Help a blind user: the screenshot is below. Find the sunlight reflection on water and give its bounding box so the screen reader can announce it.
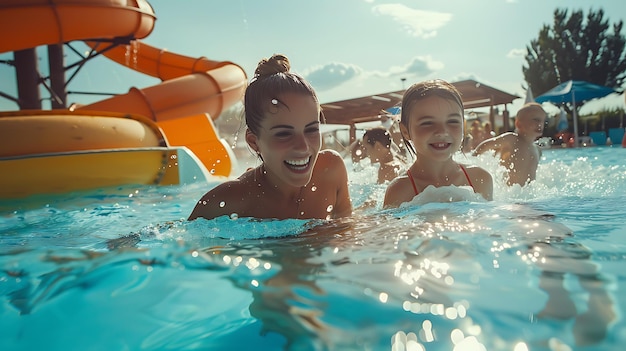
[1,147,625,350]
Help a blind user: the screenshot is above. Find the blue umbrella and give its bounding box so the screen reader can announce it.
[385,106,401,115]
[557,106,569,132]
[535,80,615,147]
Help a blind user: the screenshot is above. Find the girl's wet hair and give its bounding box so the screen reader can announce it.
[400,79,464,155]
[244,54,319,135]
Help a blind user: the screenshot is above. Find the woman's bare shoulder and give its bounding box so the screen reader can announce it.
[199,169,257,201]
[189,170,258,220]
[315,149,347,173]
[318,149,344,162]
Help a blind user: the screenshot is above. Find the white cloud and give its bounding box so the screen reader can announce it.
[378,56,444,78]
[302,56,444,92]
[507,48,525,58]
[450,72,481,82]
[372,4,452,38]
[401,56,444,76]
[302,63,363,91]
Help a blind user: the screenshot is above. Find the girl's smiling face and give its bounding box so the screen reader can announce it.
[401,95,464,160]
[247,92,321,188]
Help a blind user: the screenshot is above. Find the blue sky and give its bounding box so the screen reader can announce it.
[1,0,625,116]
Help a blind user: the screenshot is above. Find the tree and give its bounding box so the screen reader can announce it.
[523,8,626,113]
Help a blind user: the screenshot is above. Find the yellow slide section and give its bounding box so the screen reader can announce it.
[0,0,247,178]
[0,110,166,158]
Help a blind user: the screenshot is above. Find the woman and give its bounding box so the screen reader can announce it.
[188,54,352,220]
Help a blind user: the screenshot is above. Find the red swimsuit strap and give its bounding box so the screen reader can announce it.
[406,169,419,195]
[460,165,474,189]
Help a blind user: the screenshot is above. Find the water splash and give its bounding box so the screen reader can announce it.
[124,40,139,68]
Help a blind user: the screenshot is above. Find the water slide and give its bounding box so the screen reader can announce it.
[0,0,248,199]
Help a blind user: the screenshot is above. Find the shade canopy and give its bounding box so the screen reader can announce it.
[321,91,404,125]
[321,79,520,125]
[535,80,616,147]
[535,80,615,105]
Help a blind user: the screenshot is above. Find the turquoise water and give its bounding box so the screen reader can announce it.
[1,147,625,350]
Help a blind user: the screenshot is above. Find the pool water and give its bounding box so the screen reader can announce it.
[1,147,625,351]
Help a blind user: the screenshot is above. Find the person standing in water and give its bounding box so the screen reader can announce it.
[361,127,405,184]
[383,79,493,208]
[473,102,546,186]
[188,54,352,220]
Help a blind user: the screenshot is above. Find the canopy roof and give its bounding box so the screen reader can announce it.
[535,80,617,148]
[321,79,520,125]
[535,80,615,105]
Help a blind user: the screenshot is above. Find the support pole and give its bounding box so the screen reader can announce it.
[48,44,67,109]
[503,107,510,132]
[572,92,579,148]
[14,48,41,110]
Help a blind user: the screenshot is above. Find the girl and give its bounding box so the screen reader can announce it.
[189,54,352,220]
[383,79,493,208]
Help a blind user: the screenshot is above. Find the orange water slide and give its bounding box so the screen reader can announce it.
[0,0,247,122]
[1,0,247,182]
[0,0,156,54]
[78,40,247,173]
[80,40,246,122]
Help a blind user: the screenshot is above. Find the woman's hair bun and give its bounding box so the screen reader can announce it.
[254,54,290,78]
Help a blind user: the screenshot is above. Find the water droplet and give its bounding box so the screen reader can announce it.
[311,186,317,192]
[219,201,226,208]
[326,205,334,213]
[230,213,239,220]
[124,44,130,66]
[210,169,216,174]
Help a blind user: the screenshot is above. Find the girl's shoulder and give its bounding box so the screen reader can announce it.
[460,163,493,200]
[383,174,412,208]
[461,163,492,179]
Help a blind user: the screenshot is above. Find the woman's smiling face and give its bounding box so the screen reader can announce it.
[249,92,321,187]
[402,95,464,160]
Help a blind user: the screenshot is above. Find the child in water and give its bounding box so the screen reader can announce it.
[473,102,546,186]
[383,79,493,208]
[361,126,405,184]
[188,54,352,220]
